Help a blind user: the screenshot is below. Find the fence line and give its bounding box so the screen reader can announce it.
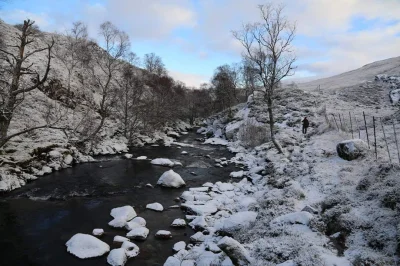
[327,111,400,164]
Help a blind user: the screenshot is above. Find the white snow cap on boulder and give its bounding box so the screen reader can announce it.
[107,248,127,266]
[126,227,149,240]
[92,228,104,236]
[146,202,164,211]
[122,241,140,258]
[270,211,313,226]
[336,139,369,161]
[157,170,186,188]
[110,206,136,221]
[217,211,258,234]
[66,233,110,259]
[151,158,181,167]
[109,206,136,228]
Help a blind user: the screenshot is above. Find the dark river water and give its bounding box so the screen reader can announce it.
[0,132,237,266]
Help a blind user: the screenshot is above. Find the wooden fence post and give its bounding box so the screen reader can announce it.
[363,112,370,148]
[380,118,391,163]
[373,116,377,161]
[349,112,354,139]
[393,117,400,164]
[354,114,361,139]
[331,114,339,130]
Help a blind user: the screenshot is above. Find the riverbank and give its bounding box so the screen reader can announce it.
[0,131,238,266]
[165,88,399,265]
[0,121,192,192]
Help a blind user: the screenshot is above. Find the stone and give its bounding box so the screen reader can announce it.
[155,230,172,239]
[336,139,369,161]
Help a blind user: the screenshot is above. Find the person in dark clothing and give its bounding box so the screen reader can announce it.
[302,117,309,134]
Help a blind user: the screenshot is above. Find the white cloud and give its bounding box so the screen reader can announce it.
[169,70,208,87]
[2,0,400,82]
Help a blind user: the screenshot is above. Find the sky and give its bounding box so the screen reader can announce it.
[1,0,400,87]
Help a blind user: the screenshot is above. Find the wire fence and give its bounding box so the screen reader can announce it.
[326,111,400,164]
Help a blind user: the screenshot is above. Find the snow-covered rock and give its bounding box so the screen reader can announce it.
[277,260,296,266]
[204,138,228,146]
[113,236,130,243]
[171,218,186,228]
[181,202,218,216]
[155,230,172,239]
[124,154,133,159]
[92,228,104,236]
[64,154,74,165]
[189,216,208,231]
[217,237,252,266]
[164,256,181,266]
[390,89,400,104]
[336,139,369,161]
[181,151,188,154]
[151,158,182,167]
[157,170,186,188]
[121,241,140,258]
[173,241,186,252]
[146,202,164,212]
[136,156,147,160]
[270,211,313,226]
[110,206,136,221]
[66,233,110,259]
[190,232,206,242]
[109,206,136,228]
[126,227,149,240]
[216,211,258,234]
[107,248,127,266]
[229,170,244,178]
[131,217,146,226]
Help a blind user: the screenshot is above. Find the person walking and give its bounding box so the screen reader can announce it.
[302,117,309,134]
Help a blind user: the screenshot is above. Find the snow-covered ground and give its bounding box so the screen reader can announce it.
[167,83,400,265]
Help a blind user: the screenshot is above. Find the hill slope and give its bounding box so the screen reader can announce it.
[299,56,400,92]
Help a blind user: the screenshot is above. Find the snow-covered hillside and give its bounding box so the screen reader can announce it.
[168,76,400,264]
[299,56,400,92]
[0,20,191,192]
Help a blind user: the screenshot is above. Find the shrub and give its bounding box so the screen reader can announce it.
[238,118,270,148]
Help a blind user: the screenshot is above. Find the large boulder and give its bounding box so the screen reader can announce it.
[390,89,400,104]
[216,211,258,234]
[157,170,186,188]
[66,233,110,259]
[336,139,369,161]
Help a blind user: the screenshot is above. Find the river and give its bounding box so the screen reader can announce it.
[0,132,236,266]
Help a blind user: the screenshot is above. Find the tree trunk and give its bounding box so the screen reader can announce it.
[0,116,11,148]
[267,97,284,154]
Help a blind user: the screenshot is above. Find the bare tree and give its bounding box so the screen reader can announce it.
[80,21,130,143]
[143,53,166,77]
[233,4,296,154]
[53,21,90,94]
[115,52,145,142]
[0,19,56,148]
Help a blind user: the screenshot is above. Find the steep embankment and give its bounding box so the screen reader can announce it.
[0,20,191,192]
[164,61,400,265]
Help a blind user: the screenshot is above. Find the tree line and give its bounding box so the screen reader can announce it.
[0,3,295,154]
[0,19,255,148]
